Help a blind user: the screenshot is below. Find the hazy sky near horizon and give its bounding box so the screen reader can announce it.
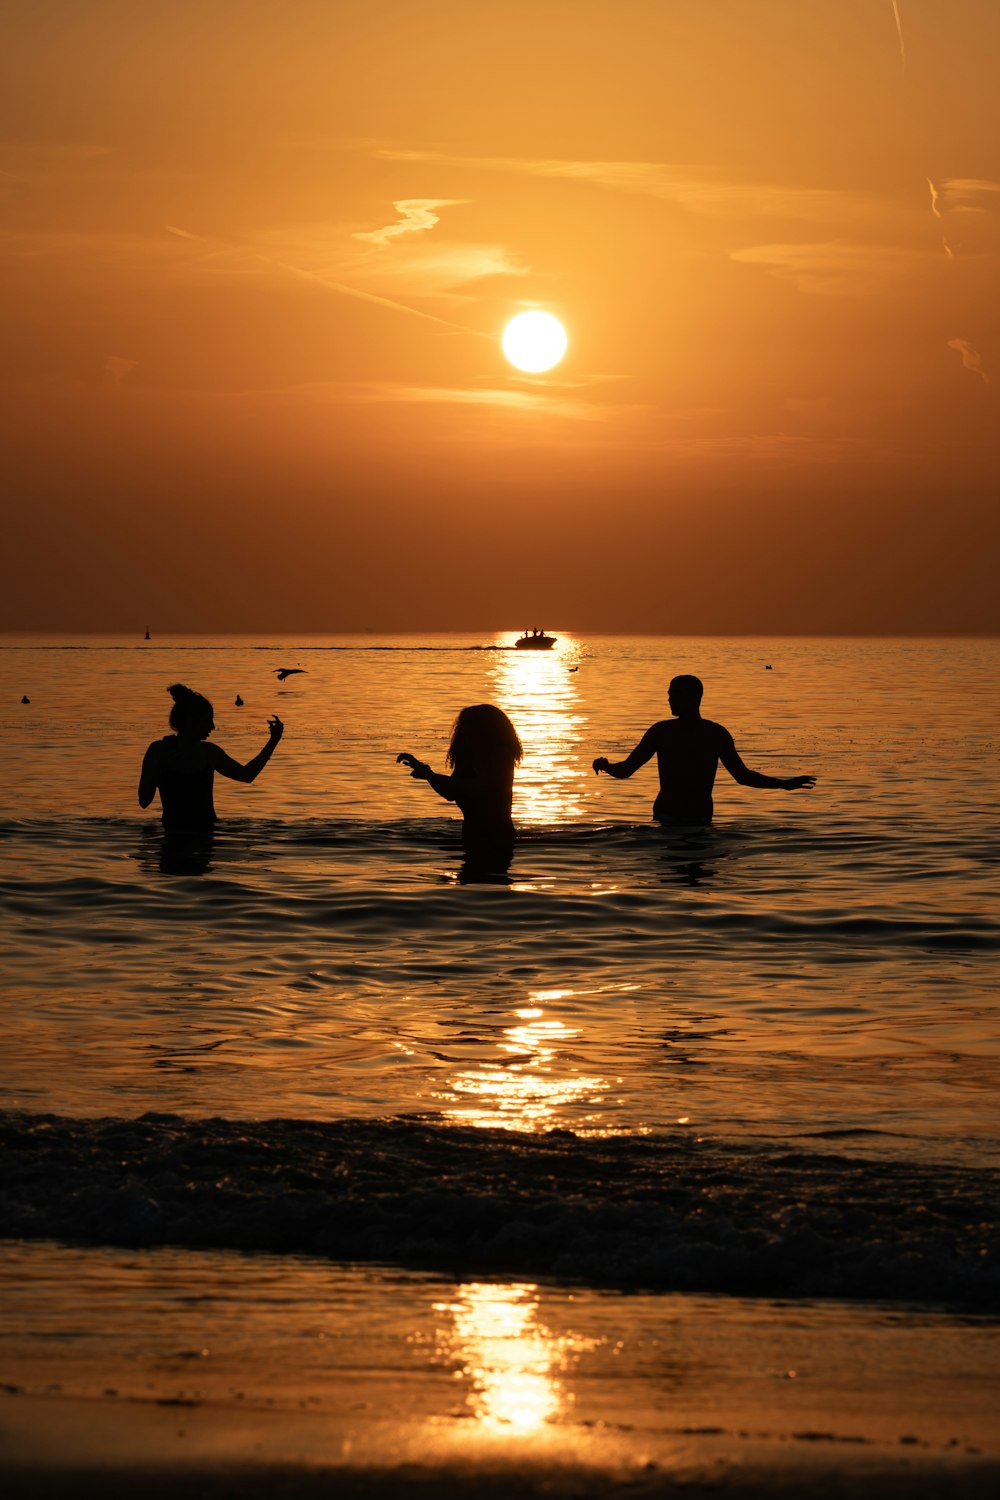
[2,0,998,633]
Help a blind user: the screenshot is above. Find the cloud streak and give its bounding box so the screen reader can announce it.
[375,149,871,225]
[941,179,1000,213]
[730,240,932,295]
[890,0,907,73]
[165,225,490,337]
[354,198,465,246]
[926,178,953,257]
[947,339,989,384]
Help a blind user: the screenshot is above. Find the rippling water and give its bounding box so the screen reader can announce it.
[2,633,998,1302]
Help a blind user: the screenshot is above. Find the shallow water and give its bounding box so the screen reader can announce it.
[1,633,998,1300]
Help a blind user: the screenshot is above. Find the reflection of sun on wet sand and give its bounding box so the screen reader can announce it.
[436,1282,569,1432]
[4,1244,998,1499]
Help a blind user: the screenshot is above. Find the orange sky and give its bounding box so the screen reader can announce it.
[2,0,998,632]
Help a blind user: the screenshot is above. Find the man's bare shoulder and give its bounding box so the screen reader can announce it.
[643,719,674,740]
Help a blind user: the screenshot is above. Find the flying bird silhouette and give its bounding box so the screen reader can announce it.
[274,668,307,681]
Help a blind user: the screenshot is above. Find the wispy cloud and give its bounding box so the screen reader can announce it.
[947,338,990,383]
[0,143,112,166]
[164,223,488,336]
[3,217,507,335]
[354,198,466,246]
[104,356,137,389]
[259,379,607,422]
[940,179,1000,214]
[362,244,524,299]
[374,149,873,225]
[926,179,953,257]
[730,240,932,295]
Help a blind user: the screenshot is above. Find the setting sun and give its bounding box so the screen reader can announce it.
[502,311,568,373]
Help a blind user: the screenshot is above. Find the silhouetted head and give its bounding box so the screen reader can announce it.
[167,683,215,739]
[667,675,704,718]
[447,704,523,769]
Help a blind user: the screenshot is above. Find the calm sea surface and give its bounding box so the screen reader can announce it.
[2,633,998,1306]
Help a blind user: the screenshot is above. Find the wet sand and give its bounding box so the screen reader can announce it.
[1,1242,997,1498]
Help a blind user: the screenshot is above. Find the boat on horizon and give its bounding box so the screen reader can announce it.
[515,629,557,650]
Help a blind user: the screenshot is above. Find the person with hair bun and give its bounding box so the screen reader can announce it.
[138,684,283,832]
[397,703,523,877]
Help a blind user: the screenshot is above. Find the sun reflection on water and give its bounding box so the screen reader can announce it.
[435,1282,566,1432]
[491,635,585,825]
[437,988,612,1133]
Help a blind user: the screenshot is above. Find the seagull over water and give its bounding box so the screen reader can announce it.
[274,668,307,681]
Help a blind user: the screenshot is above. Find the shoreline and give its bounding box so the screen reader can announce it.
[2,1241,997,1499]
[3,1111,996,1311]
[4,1395,999,1500]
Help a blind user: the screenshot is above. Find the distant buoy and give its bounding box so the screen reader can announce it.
[235,695,244,706]
[21,695,30,704]
[144,628,151,641]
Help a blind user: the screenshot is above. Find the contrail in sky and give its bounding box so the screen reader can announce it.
[164,225,490,338]
[886,6,952,258]
[890,0,907,71]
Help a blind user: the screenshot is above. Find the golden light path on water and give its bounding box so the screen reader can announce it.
[435,1282,593,1433]
[490,634,586,826]
[426,641,626,1137]
[432,987,643,1135]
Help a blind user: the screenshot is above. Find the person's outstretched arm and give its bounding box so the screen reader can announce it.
[396,752,456,803]
[718,730,815,791]
[138,742,161,808]
[593,726,658,780]
[213,716,284,783]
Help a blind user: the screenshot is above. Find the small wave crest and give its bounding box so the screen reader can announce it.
[3,814,998,957]
[2,1111,996,1311]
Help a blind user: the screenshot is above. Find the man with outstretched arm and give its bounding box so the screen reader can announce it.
[592,674,816,823]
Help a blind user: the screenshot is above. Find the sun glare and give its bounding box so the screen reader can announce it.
[502,311,568,374]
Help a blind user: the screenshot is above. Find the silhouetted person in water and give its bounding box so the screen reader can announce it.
[138,684,283,832]
[398,704,523,877]
[593,674,816,823]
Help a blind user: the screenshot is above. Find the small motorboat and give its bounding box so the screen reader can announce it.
[515,630,557,650]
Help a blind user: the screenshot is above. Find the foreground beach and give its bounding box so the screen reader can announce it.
[2,1241,998,1498]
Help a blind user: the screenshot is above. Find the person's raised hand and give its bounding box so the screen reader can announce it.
[397,752,429,779]
[592,757,610,776]
[268,715,284,742]
[785,775,816,790]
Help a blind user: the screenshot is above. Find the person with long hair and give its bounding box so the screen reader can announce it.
[138,684,283,832]
[397,703,523,876]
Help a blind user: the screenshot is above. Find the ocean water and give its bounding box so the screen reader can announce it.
[1,633,998,1309]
